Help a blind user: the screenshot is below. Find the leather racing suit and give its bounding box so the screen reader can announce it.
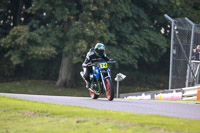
[82,48,110,83]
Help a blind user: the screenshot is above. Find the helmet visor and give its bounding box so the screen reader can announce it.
[96,49,104,55]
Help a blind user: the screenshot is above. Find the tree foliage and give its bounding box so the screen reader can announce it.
[1,0,167,67]
[0,0,200,83]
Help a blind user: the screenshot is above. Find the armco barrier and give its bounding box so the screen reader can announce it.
[121,87,200,100]
[182,86,200,100]
[125,93,151,100]
[155,91,182,100]
[121,89,182,100]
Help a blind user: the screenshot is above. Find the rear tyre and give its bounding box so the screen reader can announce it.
[105,79,114,101]
[89,90,99,99]
[89,81,99,99]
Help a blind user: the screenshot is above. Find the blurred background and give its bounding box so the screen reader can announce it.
[0,0,200,95]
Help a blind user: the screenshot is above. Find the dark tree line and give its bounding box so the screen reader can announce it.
[0,0,200,87]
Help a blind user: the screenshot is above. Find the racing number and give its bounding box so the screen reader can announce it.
[100,63,107,68]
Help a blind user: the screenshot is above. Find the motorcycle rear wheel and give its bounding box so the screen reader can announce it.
[89,90,99,99]
[105,79,114,101]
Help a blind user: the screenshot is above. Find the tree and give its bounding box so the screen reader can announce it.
[0,0,167,87]
[0,0,32,77]
[56,0,116,87]
[2,0,198,87]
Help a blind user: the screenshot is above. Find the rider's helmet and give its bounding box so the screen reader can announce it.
[94,43,105,57]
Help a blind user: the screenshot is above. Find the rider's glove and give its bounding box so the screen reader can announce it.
[109,59,116,63]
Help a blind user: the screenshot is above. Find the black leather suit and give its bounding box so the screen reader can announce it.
[82,48,109,82]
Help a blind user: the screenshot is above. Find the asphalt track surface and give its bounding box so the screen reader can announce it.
[0,93,200,120]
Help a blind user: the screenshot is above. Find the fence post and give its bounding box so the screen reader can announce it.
[185,17,195,87]
[164,14,174,90]
[116,77,119,98]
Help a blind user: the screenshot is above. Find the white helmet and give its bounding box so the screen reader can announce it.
[94,43,105,57]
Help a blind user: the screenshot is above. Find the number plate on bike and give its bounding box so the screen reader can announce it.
[100,63,108,69]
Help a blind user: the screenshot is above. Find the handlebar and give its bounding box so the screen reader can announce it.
[108,60,116,64]
[86,60,115,67]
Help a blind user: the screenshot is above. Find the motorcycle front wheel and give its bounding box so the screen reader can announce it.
[105,79,114,101]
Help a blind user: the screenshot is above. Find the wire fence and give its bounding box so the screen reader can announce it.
[194,24,200,51]
[172,18,192,89]
[165,15,200,89]
[190,24,200,85]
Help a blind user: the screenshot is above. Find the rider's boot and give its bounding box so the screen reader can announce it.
[86,81,91,89]
[80,71,91,89]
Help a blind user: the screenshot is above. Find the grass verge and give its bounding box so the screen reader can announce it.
[1,96,200,133]
[0,80,89,97]
[0,80,164,97]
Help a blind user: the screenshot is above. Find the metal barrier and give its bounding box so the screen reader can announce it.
[121,86,200,101]
[165,14,200,89]
[182,86,200,100]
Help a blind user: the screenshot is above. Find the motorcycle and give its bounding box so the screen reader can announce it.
[80,59,115,101]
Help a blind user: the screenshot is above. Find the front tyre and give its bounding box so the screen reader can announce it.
[105,79,114,101]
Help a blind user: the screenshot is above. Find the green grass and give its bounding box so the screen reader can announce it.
[0,80,161,97]
[0,80,89,97]
[0,96,200,133]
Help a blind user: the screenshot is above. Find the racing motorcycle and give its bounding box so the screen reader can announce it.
[80,59,115,101]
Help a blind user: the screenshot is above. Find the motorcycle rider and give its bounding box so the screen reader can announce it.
[82,43,112,89]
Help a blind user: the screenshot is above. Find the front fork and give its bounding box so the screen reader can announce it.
[100,72,106,91]
[100,70,111,91]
